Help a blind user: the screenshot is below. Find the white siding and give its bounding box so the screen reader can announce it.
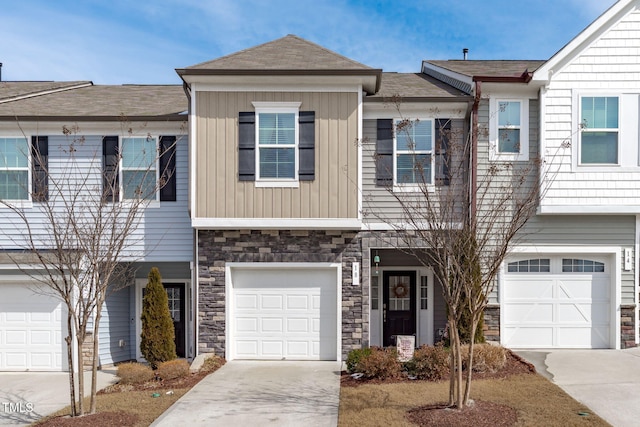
[540,8,640,210]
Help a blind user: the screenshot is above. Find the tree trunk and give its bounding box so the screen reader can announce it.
[452,324,463,409]
[90,303,103,414]
[463,317,478,405]
[76,333,85,415]
[65,313,76,417]
[447,317,455,406]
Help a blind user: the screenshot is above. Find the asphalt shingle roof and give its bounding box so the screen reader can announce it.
[0,84,187,120]
[0,81,92,102]
[426,60,546,78]
[182,34,374,71]
[367,73,470,101]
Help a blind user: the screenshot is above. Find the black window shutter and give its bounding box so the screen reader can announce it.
[435,119,451,186]
[102,136,119,202]
[238,112,255,181]
[376,119,394,186]
[31,136,48,202]
[159,136,177,201]
[298,111,315,181]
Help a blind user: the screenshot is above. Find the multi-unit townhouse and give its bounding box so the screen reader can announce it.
[0,0,637,371]
[0,83,193,370]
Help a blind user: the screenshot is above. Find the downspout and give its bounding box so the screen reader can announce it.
[470,80,481,223]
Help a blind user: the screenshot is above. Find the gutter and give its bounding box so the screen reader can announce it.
[470,81,481,222]
[472,70,534,84]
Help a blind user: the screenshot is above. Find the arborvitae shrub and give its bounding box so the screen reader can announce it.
[140,267,176,369]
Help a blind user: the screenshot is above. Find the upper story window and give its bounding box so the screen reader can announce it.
[394,119,434,186]
[0,137,29,200]
[490,98,529,161]
[102,135,177,203]
[121,137,158,200]
[580,96,618,165]
[238,102,315,186]
[257,111,297,181]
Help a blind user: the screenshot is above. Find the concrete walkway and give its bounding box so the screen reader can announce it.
[0,370,117,426]
[517,348,640,427]
[152,361,341,427]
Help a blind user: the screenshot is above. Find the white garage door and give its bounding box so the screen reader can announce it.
[0,284,67,371]
[230,267,338,361]
[502,257,611,349]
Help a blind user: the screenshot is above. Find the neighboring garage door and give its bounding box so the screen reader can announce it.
[230,267,338,361]
[0,284,67,371]
[502,256,611,349]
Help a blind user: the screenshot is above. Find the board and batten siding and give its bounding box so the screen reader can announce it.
[194,91,359,219]
[0,134,192,262]
[540,8,640,209]
[361,118,466,224]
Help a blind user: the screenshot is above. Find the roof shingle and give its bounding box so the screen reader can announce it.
[426,60,546,78]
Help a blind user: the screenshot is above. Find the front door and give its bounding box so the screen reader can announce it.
[164,283,186,358]
[383,271,416,347]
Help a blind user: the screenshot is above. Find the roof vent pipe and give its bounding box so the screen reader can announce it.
[0,63,3,81]
[463,48,469,60]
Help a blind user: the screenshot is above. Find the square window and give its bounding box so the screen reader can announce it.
[580,97,618,165]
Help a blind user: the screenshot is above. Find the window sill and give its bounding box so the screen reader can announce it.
[255,180,300,188]
[393,184,431,193]
[490,153,530,162]
[0,200,33,209]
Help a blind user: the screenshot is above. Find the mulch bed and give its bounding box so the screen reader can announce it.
[35,411,138,427]
[99,370,209,394]
[407,400,518,427]
[342,350,536,426]
[340,350,536,387]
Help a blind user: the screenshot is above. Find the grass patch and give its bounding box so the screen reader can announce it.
[339,374,611,426]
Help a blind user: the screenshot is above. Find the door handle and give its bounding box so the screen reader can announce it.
[383,309,386,323]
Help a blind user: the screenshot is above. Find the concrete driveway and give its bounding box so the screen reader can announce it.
[517,347,640,427]
[152,361,341,427]
[0,370,117,426]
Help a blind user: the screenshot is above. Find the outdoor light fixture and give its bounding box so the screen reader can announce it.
[374,252,380,275]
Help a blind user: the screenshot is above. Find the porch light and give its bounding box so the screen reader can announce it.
[374,253,380,275]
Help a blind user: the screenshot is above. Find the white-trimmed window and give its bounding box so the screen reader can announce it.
[394,119,434,186]
[253,102,300,185]
[0,137,29,200]
[580,96,619,165]
[121,137,158,200]
[490,98,529,161]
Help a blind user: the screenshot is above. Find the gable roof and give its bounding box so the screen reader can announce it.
[366,72,471,102]
[0,84,187,121]
[533,0,637,82]
[177,34,381,94]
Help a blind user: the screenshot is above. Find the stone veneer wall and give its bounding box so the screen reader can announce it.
[621,305,636,349]
[483,306,500,343]
[197,229,364,360]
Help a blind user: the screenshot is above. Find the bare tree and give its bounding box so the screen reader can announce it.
[0,121,181,416]
[364,96,569,408]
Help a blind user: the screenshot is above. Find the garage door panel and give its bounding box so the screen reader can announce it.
[503,327,553,347]
[557,328,608,348]
[503,279,553,299]
[287,295,309,310]
[236,294,258,309]
[231,267,337,360]
[503,303,553,322]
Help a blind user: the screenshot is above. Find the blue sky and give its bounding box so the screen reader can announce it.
[1,0,618,85]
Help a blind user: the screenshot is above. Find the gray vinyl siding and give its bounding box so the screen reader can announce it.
[362,118,466,224]
[0,133,192,262]
[99,284,133,366]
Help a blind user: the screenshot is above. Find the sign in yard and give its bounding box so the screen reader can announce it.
[396,335,415,362]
